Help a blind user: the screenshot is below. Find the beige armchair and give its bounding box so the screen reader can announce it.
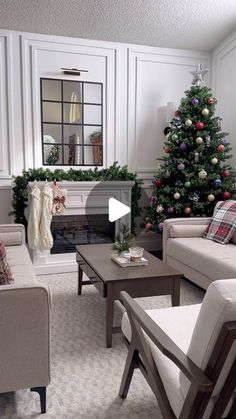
[119,279,236,418]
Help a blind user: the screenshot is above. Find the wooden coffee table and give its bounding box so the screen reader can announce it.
[76,243,182,348]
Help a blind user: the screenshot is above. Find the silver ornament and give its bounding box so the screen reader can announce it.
[156,205,164,213]
[198,169,207,179]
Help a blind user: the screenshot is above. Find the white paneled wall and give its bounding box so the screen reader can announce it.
[127,46,210,179]
[0,29,213,222]
[212,31,236,168]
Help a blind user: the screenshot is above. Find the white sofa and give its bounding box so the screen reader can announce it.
[162,214,236,290]
[0,224,51,413]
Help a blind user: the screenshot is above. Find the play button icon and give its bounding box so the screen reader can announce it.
[108,198,130,222]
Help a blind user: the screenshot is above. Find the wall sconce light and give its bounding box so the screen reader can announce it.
[61,68,88,76]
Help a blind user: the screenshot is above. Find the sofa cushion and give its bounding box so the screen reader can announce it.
[169,224,208,238]
[166,237,236,281]
[214,201,236,244]
[0,241,14,285]
[122,304,201,417]
[0,232,23,246]
[205,200,236,244]
[179,279,236,415]
[5,245,37,285]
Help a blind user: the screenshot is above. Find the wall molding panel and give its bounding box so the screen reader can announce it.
[0,32,13,180]
[20,33,125,170]
[127,46,210,179]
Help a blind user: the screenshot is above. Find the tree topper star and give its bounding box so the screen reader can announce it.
[190,64,208,86]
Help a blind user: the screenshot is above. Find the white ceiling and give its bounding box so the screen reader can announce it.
[0,0,236,51]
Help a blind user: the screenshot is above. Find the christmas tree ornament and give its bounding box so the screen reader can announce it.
[207,194,215,202]
[196,136,203,144]
[167,207,175,214]
[164,126,171,136]
[145,222,152,230]
[192,193,199,202]
[202,108,209,116]
[190,64,208,86]
[164,170,170,178]
[221,138,229,145]
[211,157,218,165]
[184,207,192,214]
[164,145,170,153]
[156,205,164,213]
[173,192,181,200]
[152,176,156,184]
[177,162,185,171]
[155,179,162,187]
[185,119,192,127]
[194,152,199,163]
[166,132,171,139]
[172,134,178,141]
[195,121,205,130]
[217,144,225,152]
[214,178,222,187]
[184,181,191,188]
[149,195,157,204]
[208,97,215,105]
[223,191,231,200]
[191,97,199,105]
[175,110,181,117]
[179,142,188,151]
[222,169,230,178]
[205,135,211,146]
[198,169,207,179]
[158,222,164,231]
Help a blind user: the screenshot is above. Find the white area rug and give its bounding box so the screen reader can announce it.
[0,273,204,419]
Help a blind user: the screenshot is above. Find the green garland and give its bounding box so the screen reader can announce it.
[9,162,142,234]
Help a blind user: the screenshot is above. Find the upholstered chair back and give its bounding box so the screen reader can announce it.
[179,278,236,417]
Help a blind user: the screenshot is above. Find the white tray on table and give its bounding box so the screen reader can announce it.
[111,253,148,267]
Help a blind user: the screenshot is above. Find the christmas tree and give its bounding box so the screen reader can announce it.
[145,64,236,233]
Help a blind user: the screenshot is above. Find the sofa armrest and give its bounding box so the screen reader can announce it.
[162,217,212,261]
[0,224,26,246]
[0,284,50,392]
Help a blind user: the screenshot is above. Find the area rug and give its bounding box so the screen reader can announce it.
[0,273,204,419]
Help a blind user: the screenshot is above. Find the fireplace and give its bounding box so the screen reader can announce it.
[51,214,115,254]
[28,180,134,275]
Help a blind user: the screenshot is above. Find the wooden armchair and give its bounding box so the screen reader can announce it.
[119,279,236,419]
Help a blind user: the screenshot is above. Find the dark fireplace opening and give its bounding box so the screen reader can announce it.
[50,214,115,254]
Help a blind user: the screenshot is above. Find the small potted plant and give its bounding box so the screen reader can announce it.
[111,224,134,256]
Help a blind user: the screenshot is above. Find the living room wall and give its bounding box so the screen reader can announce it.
[0,28,220,223]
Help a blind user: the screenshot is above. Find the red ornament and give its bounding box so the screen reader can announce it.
[155,179,162,187]
[208,97,216,105]
[145,222,152,230]
[222,191,231,200]
[217,144,225,153]
[164,145,170,153]
[174,110,181,117]
[222,169,230,178]
[195,121,205,130]
[184,207,192,214]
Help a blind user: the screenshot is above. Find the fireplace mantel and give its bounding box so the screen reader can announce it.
[28,180,134,275]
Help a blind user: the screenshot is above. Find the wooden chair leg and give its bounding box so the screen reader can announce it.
[119,345,138,399]
[31,386,46,414]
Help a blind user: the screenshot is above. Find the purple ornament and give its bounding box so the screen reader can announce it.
[191,97,199,105]
[179,142,188,151]
[149,195,157,204]
[177,162,185,171]
[167,207,174,214]
[214,178,222,187]
[158,222,164,231]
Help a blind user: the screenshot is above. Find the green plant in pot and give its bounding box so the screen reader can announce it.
[112,224,134,255]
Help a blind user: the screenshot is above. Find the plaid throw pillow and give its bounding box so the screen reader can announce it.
[205,200,236,244]
[0,240,14,285]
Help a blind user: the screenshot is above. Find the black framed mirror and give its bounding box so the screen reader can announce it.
[40,78,103,166]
